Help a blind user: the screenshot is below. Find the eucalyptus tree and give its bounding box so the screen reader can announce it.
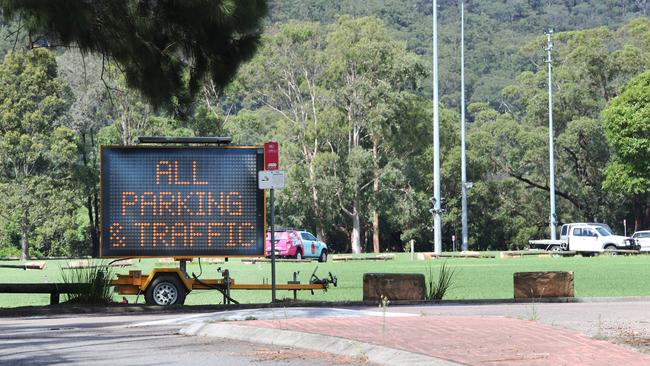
[464,19,650,244]
[0,49,77,259]
[233,21,338,242]
[325,16,426,253]
[603,70,650,231]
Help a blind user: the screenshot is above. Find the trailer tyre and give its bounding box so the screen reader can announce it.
[145,275,186,306]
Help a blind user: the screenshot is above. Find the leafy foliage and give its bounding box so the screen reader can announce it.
[0,0,268,109]
[2,3,650,256]
[426,261,457,301]
[0,49,77,259]
[60,261,114,304]
[602,70,650,229]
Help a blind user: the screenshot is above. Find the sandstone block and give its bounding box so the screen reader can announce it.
[363,273,425,301]
[514,271,574,298]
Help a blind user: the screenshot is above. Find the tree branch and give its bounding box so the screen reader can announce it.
[507,170,583,211]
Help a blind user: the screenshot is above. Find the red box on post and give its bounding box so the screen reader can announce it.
[264,141,279,170]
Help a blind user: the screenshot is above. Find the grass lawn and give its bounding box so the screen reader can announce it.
[1,253,650,308]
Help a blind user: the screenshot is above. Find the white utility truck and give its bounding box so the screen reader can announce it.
[529,223,639,254]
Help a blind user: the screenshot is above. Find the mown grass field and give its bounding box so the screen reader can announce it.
[1,253,650,308]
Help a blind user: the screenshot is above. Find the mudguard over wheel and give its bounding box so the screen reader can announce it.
[145,275,187,306]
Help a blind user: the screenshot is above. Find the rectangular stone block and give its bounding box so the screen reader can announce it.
[514,271,574,298]
[363,273,425,301]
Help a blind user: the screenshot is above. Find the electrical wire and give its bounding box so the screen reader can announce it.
[191,273,239,304]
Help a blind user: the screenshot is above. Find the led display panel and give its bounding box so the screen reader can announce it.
[99,146,264,257]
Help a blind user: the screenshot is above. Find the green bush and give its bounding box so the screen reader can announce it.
[0,245,21,258]
[426,262,457,300]
[60,261,114,304]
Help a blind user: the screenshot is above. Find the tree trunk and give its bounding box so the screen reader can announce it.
[372,210,380,253]
[307,147,326,242]
[351,200,361,254]
[372,134,380,253]
[82,132,101,256]
[643,194,650,229]
[87,196,100,255]
[20,210,30,260]
[633,194,649,232]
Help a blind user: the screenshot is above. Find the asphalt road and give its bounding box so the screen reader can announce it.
[0,313,372,366]
[2,300,650,365]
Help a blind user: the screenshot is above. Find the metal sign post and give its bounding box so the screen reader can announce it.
[270,188,276,303]
[261,142,283,304]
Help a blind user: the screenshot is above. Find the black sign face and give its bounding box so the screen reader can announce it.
[99,146,264,257]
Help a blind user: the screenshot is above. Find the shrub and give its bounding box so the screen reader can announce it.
[60,261,114,304]
[0,245,21,259]
[426,262,457,300]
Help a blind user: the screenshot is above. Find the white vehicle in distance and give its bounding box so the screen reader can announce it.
[564,224,639,254]
[559,222,613,240]
[529,223,639,254]
[530,222,615,251]
[632,231,650,252]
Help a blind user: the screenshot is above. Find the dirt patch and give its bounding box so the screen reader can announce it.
[589,320,650,354]
[254,347,370,364]
[605,325,650,354]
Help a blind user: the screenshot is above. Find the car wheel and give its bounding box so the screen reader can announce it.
[145,275,186,306]
[319,250,328,263]
[549,245,562,256]
[604,245,617,256]
[295,250,303,260]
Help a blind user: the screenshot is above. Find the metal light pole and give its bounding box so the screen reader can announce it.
[432,0,442,255]
[460,1,469,252]
[270,188,276,303]
[546,30,557,240]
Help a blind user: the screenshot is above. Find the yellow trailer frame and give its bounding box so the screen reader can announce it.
[111,266,335,305]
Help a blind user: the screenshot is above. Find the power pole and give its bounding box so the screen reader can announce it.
[460,0,469,252]
[546,29,557,240]
[432,0,442,255]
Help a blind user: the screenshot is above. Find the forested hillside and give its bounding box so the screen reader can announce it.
[0,1,649,258]
[269,0,650,107]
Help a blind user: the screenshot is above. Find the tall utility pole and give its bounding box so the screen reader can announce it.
[460,1,468,252]
[432,0,442,254]
[546,29,557,240]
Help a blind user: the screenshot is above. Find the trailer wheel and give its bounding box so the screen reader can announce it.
[145,275,186,306]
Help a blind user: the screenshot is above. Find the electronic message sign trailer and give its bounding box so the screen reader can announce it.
[99,146,265,258]
[100,144,335,306]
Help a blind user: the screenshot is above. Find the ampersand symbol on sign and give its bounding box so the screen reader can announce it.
[110,223,127,247]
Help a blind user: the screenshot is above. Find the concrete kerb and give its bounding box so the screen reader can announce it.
[3,296,650,317]
[181,321,461,366]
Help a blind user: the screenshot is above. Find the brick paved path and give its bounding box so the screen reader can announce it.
[242,316,650,365]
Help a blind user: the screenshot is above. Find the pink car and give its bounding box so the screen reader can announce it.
[265,229,328,262]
